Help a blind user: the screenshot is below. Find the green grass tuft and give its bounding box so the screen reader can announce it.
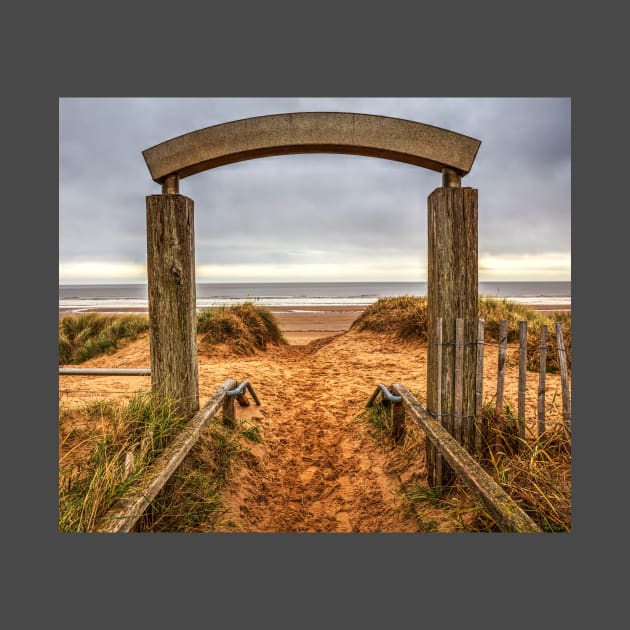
[58,392,187,532]
[351,296,429,342]
[60,391,265,533]
[59,313,149,364]
[197,302,287,354]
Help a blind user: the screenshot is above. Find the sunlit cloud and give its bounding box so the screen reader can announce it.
[479,253,570,280]
[59,262,147,283]
[197,258,425,282]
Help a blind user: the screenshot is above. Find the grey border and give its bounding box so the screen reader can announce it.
[7,1,620,626]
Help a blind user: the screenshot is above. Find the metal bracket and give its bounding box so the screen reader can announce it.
[226,380,261,406]
[366,384,402,407]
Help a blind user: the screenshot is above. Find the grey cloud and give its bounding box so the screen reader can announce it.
[59,98,570,279]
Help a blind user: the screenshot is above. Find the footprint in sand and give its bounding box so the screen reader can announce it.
[299,465,318,484]
[335,511,351,532]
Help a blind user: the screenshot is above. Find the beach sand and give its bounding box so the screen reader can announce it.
[59,304,570,532]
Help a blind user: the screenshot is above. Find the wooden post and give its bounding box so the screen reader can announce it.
[518,321,528,444]
[146,194,199,416]
[496,319,508,421]
[537,324,547,438]
[427,318,444,487]
[555,323,571,430]
[391,398,405,444]
[454,318,464,446]
[222,392,236,427]
[474,317,485,457]
[426,186,478,486]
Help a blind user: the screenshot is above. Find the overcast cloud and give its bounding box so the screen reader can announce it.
[59,97,570,283]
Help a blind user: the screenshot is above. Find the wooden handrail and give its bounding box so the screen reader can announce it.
[93,378,237,533]
[390,383,541,533]
[59,368,151,376]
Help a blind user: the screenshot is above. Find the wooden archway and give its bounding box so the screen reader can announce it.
[143,112,480,484]
[143,112,480,188]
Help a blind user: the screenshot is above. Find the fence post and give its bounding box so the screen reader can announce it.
[555,322,572,430]
[454,318,465,446]
[391,397,405,443]
[223,391,236,427]
[474,317,485,458]
[494,319,508,449]
[434,317,444,486]
[496,319,508,420]
[518,320,528,446]
[537,324,547,438]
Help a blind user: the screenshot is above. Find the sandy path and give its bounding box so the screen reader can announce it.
[202,335,425,532]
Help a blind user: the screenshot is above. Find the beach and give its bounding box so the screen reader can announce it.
[59,299,570,532]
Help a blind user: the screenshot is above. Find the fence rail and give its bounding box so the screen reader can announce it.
[379,383,541,532]
[59,368,151,376]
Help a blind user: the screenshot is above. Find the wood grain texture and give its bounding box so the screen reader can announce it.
[538,325,548,437]
[496,319,508,420]
[555,323,572,429]
[426,187,478,484]
[475,317,485,457]
[518,321,528,442]
[454,318,464,445]
[146,194,199,415]
[142,112,481,182]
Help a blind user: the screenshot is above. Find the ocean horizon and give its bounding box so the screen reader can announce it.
[59,281,571,312]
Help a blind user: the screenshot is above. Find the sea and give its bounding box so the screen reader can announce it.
[59,281,571,312]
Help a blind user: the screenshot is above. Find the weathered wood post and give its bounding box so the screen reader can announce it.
[426,171,478,487]
[146,178,199,416]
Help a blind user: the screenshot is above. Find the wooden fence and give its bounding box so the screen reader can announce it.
[366,315,571,530]
[368,383,541,532]
[432,316,571,459]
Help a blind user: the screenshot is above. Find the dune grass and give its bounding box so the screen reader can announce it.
[59,313,150,365]
[197,302,287,354]
[478,404,571,532]
[59,392,187,532]
[59,303,286,364]
[351,296,570,372]
[350,296,430,342]
[59,392,263,533]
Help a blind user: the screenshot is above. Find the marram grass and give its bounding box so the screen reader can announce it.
[58,313,149,364]
[351,296,570,372]
[59,392,263,533]
[58,304,287,364]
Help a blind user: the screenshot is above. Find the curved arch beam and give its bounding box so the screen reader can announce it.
[142,112,481,184]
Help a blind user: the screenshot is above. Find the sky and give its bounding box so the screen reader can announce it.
[59,97,571,284]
